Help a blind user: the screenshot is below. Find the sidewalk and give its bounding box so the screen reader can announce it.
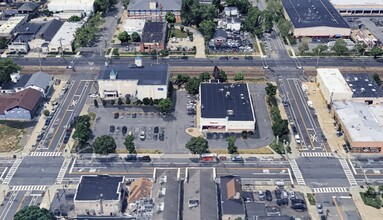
[350,186,383,220]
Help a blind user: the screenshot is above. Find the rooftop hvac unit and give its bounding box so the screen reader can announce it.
[160,175,167,184]
[227,110,234,116]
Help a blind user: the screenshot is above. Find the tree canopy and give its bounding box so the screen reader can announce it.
[181,0,216,26]
[369,47,383,59]
[158,98,172,113]
[0,59,20,85]
[73,115,91,143]
[68,15,81,22]
[332,39,349,56]
[166,12,176,23]
[124,134,136,154]
[185,136,209,154]
[199,72,211,82]
[312,44,328,55]
[372,73,382,86]
[199,19,217,41]
[94,0,116,13]
[185,77,201,95]
[277,19,292,37]
[0,37,8,49]
[131,32,141,42]
[225,0,251,14]
[265,83,277,96]
[227,136,238,154]
[14,206,55,220]
[93,135,116,155]
[118,31,130,43]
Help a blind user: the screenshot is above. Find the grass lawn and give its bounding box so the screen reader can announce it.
[170,29,188,38]
[0,121,28,152]
[307,193,316,205]
[360,192,382,209]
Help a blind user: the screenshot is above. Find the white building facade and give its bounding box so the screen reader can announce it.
[316,68,353,104]
[0,16,27,38]
[48,0,95,13]
[48,22,83,53]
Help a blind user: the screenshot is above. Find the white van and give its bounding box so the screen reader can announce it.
[295,135,301,144]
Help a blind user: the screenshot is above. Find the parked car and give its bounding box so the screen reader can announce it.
[132,113,137,118]
[122,126,127,134]
[63,135,70,144]
[291,125,297,134]
[317,203,323,214]
[231,155,244,162]
[138,155,151,162]
[139,131,146,140]
[154,126,159,133]
[275,189,282,200]
[125,154,137,162]
[245,56,254,60]
[114,112,119,119]
[265,190,272,201]
[36,133,43,142]
[159,132,164,141]
[258,191,265,201]
[45,118,51,126]
[109,125,115,133]
[219,56,229,60]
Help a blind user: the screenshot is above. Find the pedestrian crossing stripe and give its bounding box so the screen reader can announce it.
[29,152,62,157]
[10,185,48,191]
[2,158,23,184]
[289,159,306,185]
[312,187,349,194]
[300,152,333,157]
[339,159,358,186]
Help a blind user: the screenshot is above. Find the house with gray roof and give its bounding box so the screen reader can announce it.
[18,2,39,15]
[97,60,169,100]
[8,22,42,53]
[219,175,245,220]
[140,22,167,52]
[24,71,53,97]
[127,0,181,22]
[29,19,64,52]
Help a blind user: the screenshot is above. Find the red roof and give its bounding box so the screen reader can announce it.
[0,88,42,113]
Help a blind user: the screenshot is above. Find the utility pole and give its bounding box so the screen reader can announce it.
[38,51,43,71]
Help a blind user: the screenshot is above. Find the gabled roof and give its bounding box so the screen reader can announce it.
[141,22,167,43]
[18,2,39,12]
[36,19,64,41]
[0,88,42,113]
[128,177,153,203]
[214,29,227,39]
[25,71,52,91]
[220,175,245,215]
[128,0,182,11]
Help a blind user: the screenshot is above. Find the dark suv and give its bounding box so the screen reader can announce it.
[265,190,273,201]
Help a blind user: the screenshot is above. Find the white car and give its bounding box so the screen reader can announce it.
[89,93,99,98]
[139,131,146,140]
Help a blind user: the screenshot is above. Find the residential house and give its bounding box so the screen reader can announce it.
[219,175,245,220]
[0,88,43,120]
[17,2,39,15]
[224,7,238,16]
[140,22,167,52]
[97,60,169,100]
[128,0,181,22]
[74,175,126,217]
[24,71,53,97]
[128,177,153,207]
[8,22,42,53]
[0,15,27,38]
[29,19,64,52]
[213,29,227,46]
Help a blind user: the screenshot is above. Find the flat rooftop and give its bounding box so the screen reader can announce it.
[317,68,353,94]
[152,168,180,220]
[330,0,383,6]
[128,0,182,11]
[0,16,26,35]
[344,73,383,98]
[49,21,82,46]
[282,0,350,29]
[333,100,383,142]
[183,168,218,220]
[220,175,245,216]
[200,83,255,121]
[75,175,124,201]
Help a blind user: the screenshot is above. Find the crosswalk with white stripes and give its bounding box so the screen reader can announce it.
[29,152,62,157]
[289,159,306,185]
[2,158,23,184]
[10,185,48,191]
[312,187,349,194]
[300,152,333,157]
[56,157,72,184]
[339,159,358,186]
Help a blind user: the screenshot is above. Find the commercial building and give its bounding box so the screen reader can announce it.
[74,175,126,217]
[330,0,383,16]
[332,101,383,153]
[152,168,181,220]
[127,0,181,22]
[316,68,353,105]
[47,0,95,13]
[199,83,256,132]
[123,19,146,36]
[0,15,27,38]
[140,22,167,52]
[183,168,218,220]
[281,0,350,37]
[0,88,43,121]
[128,177,153,205]
[29,19,64,52]
[344,73,383,105]
[8,22,42,53]
[219,175,245,220]
[48,21,83,53]
[97,61,169,100]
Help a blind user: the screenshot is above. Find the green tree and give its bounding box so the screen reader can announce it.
[227,136,238,154]
[159,49,170,57]
[370,47,383,59]
[122,0,130,7]
[0,59,20,85]
[379,184,383,192]
[312,44,328,55]
[93,135,116,155]
[118,31,130,43]
[185,136,209,154]
[175,73,190,86]
[298,41,309,55]
[143,97,150,105]
[331,39,349,56]
[124,134,136,154]
[94,0,116,13]
[277,19,292,37]
[14,206,55,220]
[185,77,201,95]
[118,97,123,105]
[68,15,81,22]
[166,12,176,23]
[243,7,262,35]
[43,110,50,117]
[216,70,227,82]
[266,0,283,20]
[131,32,141,42]
[372,73,382,86]
[234,72,244,81]
[0,37,8,49]
[199,72,211,82]
[73,115,91,143]
[94,99,99,108]
[225,0,251,14]
[265,83,277,96]
[158,98,172,113]
[366,186,377,198]
[272,118,289,136]
[354,43,367,55]
[261,10,274,33]
[199,19,216,40]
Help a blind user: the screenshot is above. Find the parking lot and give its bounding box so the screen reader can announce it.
[90,90,194,153]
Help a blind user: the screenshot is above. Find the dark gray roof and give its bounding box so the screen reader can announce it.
[141,22,167,43]
[281,0,349,29]
[246,202,266,220]
[98,64,169,85]
[258,216,293,220]
[15,22,42,35]
[152,169,180,220]
[12,34,33,43]
[36,19,64,41]
[2,9,18,16]
[128,0,182,11]
[214,29,227,39]
[200,83,255,121]
[75,175,124,201]
[25,71,52,91]
[15,74,31,88]
[18,2,39,12]
[220,175,245,215]
[344,73,383,98]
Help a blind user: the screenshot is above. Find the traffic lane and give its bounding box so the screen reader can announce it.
[0,191,24,220]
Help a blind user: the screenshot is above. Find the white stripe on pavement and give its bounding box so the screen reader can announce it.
[339,159,358,186]
[29,152,62,157]
[312,187,349,194]
[56,157,72,184]
[289,159,306,185]
[300,152,333,157]
[2,158,23,184]
[10,185,48,191]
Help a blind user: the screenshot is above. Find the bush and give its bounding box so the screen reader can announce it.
[143,97,150,105]
[360,192,381,209]
[111,99,115,105]
[125,97,131,104]
[307,193,316,205]
[241,131,248,139]
[43,110,50,116]
[117,98,123,105]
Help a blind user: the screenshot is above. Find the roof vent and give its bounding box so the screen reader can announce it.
[149,0,157,10]
[368,84,373,87]
[354,77,359,81]
[225,91,231,98]
[361,88,365,93]
[227,110,234,116]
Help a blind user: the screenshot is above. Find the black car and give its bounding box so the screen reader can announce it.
[292,125,297,134]
[45,118,51,126]
[153,134,158,140]
[138,155,151,162]
[70,116,78,128]
[276,198,289,206]
[291,203,306,210]
[219,56,229,60]
[63,135,70,144]
[275,189,282,199]
[122,126,127,134]
[124,154,137,162]
[36,133,43,142]
[245,56,254,60]
[132,113,137,118]
[109,125,115,133]
[114,112,119,119]
[65,128,72,136]
[231,56,239,60]
[159,132,164,141]
[265,190,273,201]
[154,126,159,134]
